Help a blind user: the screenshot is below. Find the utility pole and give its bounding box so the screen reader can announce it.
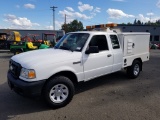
[65,14,66,25]
[50,6,57,30]
[65,14,67,32]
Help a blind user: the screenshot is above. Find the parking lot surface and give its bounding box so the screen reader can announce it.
[0,50,160,120]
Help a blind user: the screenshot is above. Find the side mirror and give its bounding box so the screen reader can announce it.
[85,46,99,54]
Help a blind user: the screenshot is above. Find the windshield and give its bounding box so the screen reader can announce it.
[54,33,89,52]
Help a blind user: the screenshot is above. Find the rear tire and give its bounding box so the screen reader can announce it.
[43,76,75,108]
[127,60,141,79]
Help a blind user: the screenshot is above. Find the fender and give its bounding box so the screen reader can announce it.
[47,65,84,82]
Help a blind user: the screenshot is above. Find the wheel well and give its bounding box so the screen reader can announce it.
[47,71,78,85]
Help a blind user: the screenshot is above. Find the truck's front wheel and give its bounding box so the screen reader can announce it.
[127,60,141,79]
[43,76,75,108]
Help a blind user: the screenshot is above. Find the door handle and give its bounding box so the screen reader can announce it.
[107,54,112,57]
[73,61,81,64]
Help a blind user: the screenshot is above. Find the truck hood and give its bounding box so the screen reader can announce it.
[11,48,82,68]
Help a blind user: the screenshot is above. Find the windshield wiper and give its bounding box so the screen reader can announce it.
[61,46,74,52]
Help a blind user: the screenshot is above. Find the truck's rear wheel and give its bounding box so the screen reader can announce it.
[127,60,141,79]
[43,76,75,108]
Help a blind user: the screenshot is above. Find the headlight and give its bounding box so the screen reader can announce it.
[20,68,36,79]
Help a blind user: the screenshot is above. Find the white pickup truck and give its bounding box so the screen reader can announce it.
[7,29,150,108]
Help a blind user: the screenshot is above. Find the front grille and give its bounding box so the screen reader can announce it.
[9,60,22,78]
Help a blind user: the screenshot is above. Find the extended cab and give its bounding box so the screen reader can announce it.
[7,29,150,108]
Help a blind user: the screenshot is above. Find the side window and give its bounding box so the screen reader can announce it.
[89,35,108,51]
[110,35,120,49]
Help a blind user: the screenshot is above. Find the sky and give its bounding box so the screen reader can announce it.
[0,0,160,30]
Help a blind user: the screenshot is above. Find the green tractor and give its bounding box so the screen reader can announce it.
[0,31,22,49]
[10,33,59,55]
[42,33,57,47]
[0,33,8,49]
[10,41,49,55]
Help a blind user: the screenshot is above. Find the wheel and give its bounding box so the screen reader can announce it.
[14,51,22,55]
[127,60,141,79]
[43,76,75,108]
[14,51,20,55]
[13,49,23,55]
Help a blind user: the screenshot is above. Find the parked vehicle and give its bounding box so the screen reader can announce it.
[7,24,150,108]
[10,34,51,55]
[10,41,49,55]
[0,31,21,49]
[0,33,8,49]
[21,34,42,42]
[150,43,160,49]
[42,33,57,47]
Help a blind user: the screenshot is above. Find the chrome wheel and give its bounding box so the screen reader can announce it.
[127,60,141,79]
[43,76,75,108]
[49,84,69,103]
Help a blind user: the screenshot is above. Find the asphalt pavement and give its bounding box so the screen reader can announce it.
[0,49,160,120]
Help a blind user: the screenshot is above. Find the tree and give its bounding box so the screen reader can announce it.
[61,23,69,33]
[127,22,132,25]
[61,20,84,33]
[134,19,137,25]
[137,20,142,25]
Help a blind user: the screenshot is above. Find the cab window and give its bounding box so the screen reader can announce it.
[89,35,108,51]
[110,35,120,49]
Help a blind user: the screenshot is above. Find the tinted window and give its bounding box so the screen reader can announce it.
[150,35,152,41]
[110,35,120,49]
[154,35,159,41]
[89,35,108,51]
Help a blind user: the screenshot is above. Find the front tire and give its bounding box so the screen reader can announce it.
[43,76,75,108]
[127,60,141,79]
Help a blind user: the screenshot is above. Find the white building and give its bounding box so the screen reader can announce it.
[115,25,160,44]
[0,29,65,40]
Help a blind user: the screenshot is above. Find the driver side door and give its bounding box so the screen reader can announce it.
[82,34,113,81]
